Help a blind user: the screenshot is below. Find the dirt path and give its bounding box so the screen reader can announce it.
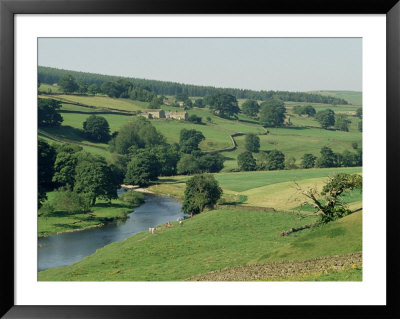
[187,252,362,281]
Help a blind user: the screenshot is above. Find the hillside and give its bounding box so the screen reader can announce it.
[308,90,362,106]
[38,209,362,281]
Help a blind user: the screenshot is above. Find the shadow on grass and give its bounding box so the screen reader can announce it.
[41,125,85,142]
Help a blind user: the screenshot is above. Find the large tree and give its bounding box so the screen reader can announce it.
[74,160,117,205]
[316,109,335,129]
[38,98,63,127]
[124,152,159,187]
[58,74,79,93]
[266,150,285,170]
[296,173,362,223]
[182,174,222,215]
[301,153,317,169]
[83,115,111,142]
[241,99,260,117]
[237,151,257,171]
[334,114,351,132]
[259,99,286,127]
[209,93,240,119]
[179,129,205,154]
[38,139,56,208]
[244,133,260,153]
[315,146,337,168]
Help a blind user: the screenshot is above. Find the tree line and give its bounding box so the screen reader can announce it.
[38,66,349,105]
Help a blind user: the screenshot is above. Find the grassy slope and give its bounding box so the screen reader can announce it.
[38,209,361,281]
[306,90,362,106]
[38,192,132,237]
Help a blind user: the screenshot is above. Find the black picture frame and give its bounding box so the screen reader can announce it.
[1,0,399,317]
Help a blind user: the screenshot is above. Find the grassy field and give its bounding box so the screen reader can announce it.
[37,208,361,281]
[38,191,133,237]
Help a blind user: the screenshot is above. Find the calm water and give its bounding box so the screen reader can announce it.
[38,194,183,271]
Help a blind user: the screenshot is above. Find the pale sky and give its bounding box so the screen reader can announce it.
[38,38,362,92]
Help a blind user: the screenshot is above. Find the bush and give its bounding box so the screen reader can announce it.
[119,190,145,208]
[38,202,55,217]
[53,189,89,213]
[187,114,202,124]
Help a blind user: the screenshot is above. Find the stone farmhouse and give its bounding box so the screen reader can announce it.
[165,111,188,120]
[140,109,165,119]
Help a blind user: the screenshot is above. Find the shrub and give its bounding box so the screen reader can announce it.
[53,189,89,213]
[119,190,145,208]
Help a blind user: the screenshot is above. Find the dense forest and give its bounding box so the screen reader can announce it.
[38,66,349,105]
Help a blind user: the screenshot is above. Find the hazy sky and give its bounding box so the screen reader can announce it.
[38,38,362,92]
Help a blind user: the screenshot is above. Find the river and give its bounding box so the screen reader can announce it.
[38,194,184,271]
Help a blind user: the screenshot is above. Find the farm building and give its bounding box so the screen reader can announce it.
[165,111,188,120]
[140,109,166,119]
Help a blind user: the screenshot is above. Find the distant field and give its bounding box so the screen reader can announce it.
[38,83,62,93]
[307,90,362,106]
[41,94,147,112]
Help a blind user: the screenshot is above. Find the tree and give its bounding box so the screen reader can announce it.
[88,83,100,95]
[198,153,224,173]
[52,151,78,188]
[301,153,317,169]
[187,114,202,124]
[182,174,222,215]
[335,114,351,132]
[176,93,188,101]
[149,144,180,176]
[266,150,285,170]
[177,154,201,175]
[179,129,205,154]
[237,151,257,171]
[285,156,297,170]
[149,96,161,109]
[184,99,193,107]
[82,115,111,142]
[111,117,165,154]
[259,99,286,127]
[356,107,362,119]
[58,74,78,93]
[124,152,159,187]
[38,98,63,127]
[77,80,88,94]
[244,134,260,153]
[209,93,240,119]
[358,120,362,132]
[193,99,203,107]
[73,160,117,206]
[296,173,362,223]
[293,105,316,117]
[38,139,56,208]
[315,109,335,129]
[315,146,337,168]
[241,99,260,117]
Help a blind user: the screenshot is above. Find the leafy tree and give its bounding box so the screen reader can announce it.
[149,96,161,109]
[77,80,88,94]
[203,95,216,106]
[293,105,316,117]
[358,120,362,132]
[74,160,118,205]
[244,133,260,153]
[176,93,188,101]
[184,99,193,107]
[129,87,156,102]
[179,129,205,154]
[315,146,337,168]
[193,99,203,107]
[241,99,260,117]
[259,99,286,127]
[198,153,224,173]
[148,144,180,176]
[38,98,63,127]
[82,115,111,142]
[53,189,90,213]
[237,151,257,171]
[187,114,202,124]
[351,142,358,150]
[285,156,297,170]
[315,109,335,129]
[335,114,351,132]
[301,153,317,169]
[266,150,285,170]
[88,83,100,95]
[177,154,201,175]
[297,173,362,223]
[38,139,56,208]
[209,93,240,119]
[182,174,222,215]
[111,117,165,154]
[124,152,159,187]
[58,74,78,93]
[356,107,362,119]
[52,151,78,188]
